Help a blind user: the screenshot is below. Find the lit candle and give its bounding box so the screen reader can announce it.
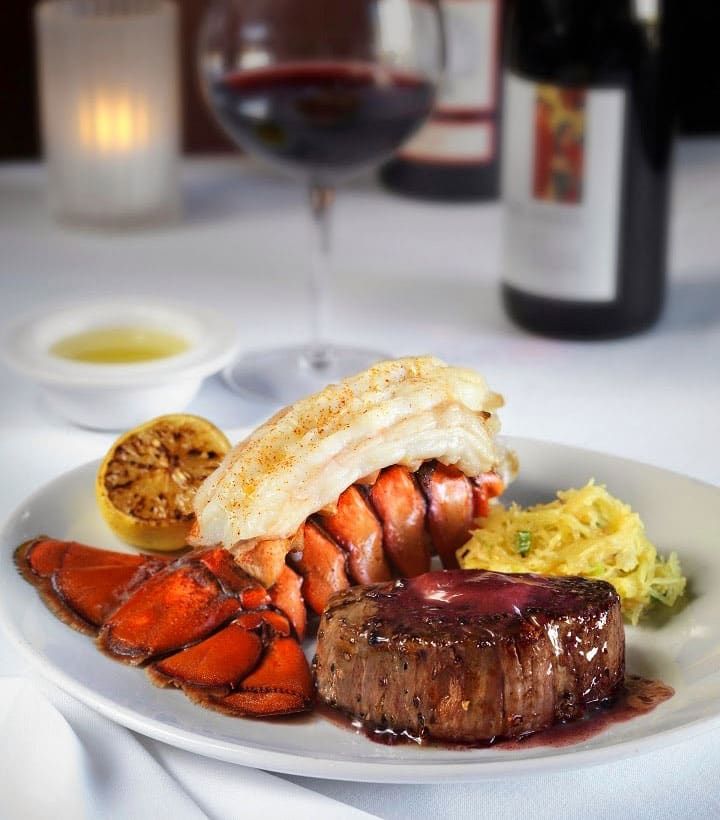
[36,1,180,228]
[77,93,152,155]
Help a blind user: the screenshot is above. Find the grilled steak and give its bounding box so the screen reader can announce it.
[314,570,624,743]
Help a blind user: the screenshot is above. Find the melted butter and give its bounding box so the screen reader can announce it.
[50,326,189,364]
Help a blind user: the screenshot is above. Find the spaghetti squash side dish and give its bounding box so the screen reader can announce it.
[457,481,686,624]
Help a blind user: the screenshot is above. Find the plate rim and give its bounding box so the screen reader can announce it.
[2,436,719,783]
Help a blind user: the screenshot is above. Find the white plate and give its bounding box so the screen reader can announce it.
[1,437,719,783]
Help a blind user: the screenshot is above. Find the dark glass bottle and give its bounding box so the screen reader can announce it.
[380,0,504,201]
[675,2,720,135]
[501,0,675,339]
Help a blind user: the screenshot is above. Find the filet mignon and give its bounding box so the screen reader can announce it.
[314,569,625,743]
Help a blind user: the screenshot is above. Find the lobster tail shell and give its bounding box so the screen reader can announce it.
[148,620,264,692]
[318,486,392,585]
[190,636,313,717]
[268,566,307,640]
[14,537,168,634]
[15,539,314,718]
[369,465,431,577]
[417,463,475,570]
[97,556,244,665]
[288,522,350,616]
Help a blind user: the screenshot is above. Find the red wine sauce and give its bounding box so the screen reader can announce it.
[317,675,674,749]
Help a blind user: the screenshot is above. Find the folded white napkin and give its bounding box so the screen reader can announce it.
[0,676,376,820]
[0,678,88,820]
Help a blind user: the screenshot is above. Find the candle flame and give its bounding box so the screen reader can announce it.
[78,94,151,153]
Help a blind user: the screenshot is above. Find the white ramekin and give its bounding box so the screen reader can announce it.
[2,300,239,430]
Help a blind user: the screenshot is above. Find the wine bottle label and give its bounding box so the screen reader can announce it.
[502,74,626,301]
[400,0,500,165]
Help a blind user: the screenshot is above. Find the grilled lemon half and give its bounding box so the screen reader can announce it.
[96,414,230,551]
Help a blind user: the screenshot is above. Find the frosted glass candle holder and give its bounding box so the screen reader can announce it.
[35,0,180,228]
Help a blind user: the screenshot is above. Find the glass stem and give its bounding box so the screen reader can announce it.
[306,183,335,370]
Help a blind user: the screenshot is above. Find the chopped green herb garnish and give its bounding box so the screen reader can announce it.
[588,564,606,576]
[515,530,532,556]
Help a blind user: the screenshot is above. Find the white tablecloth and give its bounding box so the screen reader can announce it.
[1,142,719,817]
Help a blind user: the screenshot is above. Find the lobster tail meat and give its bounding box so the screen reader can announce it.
[369,466,431,577]
[190,356,504,586]
[318,486,392,585]
[417,462,475,570]
[233,538,292,590]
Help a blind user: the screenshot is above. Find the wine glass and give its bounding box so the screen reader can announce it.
[198,0,444,403]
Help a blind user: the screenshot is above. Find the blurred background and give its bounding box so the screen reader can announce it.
[3,0,229,159]
[4,1,720,160]
[1,0,719,468]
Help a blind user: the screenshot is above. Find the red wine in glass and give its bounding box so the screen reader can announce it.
[199,0,444,403]
[210,63,435,184]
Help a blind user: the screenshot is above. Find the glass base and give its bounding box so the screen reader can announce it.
[222,344,389,405]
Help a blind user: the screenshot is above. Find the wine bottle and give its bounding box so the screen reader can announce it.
[674,3,720,135]
[501,0,674,338]
[380,0,504,201]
